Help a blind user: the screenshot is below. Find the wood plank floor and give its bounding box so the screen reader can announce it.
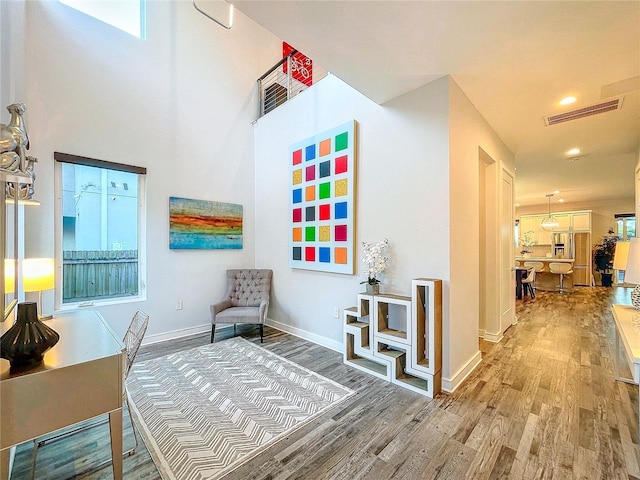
[9,286,639,479]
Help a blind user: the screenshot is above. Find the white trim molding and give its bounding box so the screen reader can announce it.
[482,330,504,343]
[441,350,482,393]
[265,317,343,353]
[142,323,213,346]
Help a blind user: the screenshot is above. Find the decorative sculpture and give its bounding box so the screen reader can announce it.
[6,156,37,200]
[0,103,30,174]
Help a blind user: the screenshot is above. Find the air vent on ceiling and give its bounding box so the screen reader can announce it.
[544,97,624,126]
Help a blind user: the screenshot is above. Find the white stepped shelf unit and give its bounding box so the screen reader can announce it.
[343,278,442,397]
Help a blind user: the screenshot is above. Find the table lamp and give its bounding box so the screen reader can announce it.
[621,238,640,310]
[613,241,630,279]
[23,258,55,320]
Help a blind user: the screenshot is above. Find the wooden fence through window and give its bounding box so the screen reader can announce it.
[63,250,138,302]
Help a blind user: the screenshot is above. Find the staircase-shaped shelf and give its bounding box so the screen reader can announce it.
[343,278,442,397]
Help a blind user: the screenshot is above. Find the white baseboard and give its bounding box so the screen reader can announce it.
[482,330,504,343]
[141,319,343,353]
[265,318,342,353]
[142,323,214,345]
[441,350,482,393]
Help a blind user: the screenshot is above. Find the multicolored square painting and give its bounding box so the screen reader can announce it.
[169,197,242,250]
[289,120,356,274]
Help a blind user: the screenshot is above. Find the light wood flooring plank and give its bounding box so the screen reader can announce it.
[7,287,640,479]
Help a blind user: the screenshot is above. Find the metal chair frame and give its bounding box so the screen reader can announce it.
[521,268,537,298]
[30,310,150,479]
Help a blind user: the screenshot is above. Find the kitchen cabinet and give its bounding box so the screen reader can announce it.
[518,211,592,247]
[552,213,571,230]
[571,211,591,231]
[518,215,541,246]
[573,232,591,285]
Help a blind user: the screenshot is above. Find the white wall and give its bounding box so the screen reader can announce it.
[448,79,515,379]
[1,0,26,105]
[6,0,281,339]
[254,74,451,352]
[254,73,514,388]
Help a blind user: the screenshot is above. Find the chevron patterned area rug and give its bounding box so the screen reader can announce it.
[126,337,354,480]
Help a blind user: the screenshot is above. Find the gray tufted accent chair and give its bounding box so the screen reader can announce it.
[210,269,272,343]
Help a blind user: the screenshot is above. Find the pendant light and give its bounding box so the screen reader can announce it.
[540,193,559,231]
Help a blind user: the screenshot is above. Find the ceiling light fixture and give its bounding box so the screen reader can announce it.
[560,96,576,105]
[540,193,559,232]
[567,148,580,155]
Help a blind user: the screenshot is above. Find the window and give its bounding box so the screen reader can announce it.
[55,152,146,307]
[616,214,636,240]
[59,0,146,39]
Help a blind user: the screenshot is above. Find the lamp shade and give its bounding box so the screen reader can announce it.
[540,217,559,232]
[624,238,640,285]
[22,258,55,292]
[613,241,630,271]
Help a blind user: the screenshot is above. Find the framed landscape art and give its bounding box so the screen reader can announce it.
[289,120,357,274]
[169,197,242,250]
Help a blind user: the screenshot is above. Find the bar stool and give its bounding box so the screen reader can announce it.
[549,262,573,293]
[523,261,544,272]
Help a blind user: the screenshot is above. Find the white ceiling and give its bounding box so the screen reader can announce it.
[232,0,640,209]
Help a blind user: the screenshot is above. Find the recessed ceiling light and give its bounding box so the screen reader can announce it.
[553,190,560,194]
[567,148,580,155]
[558,198,565,203]
[515,203,520,207]
[560,96,576,105]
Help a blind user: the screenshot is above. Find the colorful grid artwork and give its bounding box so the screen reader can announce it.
[289,120,356,274]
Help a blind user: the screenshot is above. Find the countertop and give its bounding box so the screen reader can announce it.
[515,257,575,263]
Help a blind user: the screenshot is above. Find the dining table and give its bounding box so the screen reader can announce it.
[515,266,531,300]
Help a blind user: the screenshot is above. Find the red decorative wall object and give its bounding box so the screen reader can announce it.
[282,42,313,87]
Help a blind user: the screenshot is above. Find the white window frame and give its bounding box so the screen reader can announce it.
[54,152,147,310]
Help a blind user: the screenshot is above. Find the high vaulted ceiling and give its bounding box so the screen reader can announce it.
[232,0,640,208]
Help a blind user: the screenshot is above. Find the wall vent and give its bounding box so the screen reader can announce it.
[544,97,623,126]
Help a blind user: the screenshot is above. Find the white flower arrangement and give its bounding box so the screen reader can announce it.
[519,230,536,252]
[361,238,389,285]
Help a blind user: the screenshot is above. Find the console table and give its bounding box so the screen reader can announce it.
[0,310,125,479]
[611,304,640,437]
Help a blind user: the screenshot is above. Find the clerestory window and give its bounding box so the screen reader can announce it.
[59,0,146,39]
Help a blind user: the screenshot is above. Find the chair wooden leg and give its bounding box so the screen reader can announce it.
[260,324,264,343]
[211,324,216,343]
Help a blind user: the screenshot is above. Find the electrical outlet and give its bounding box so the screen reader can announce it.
[176,300,183,310]
[333,307,340,318]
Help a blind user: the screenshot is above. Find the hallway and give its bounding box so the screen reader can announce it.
[474,286,639,478]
